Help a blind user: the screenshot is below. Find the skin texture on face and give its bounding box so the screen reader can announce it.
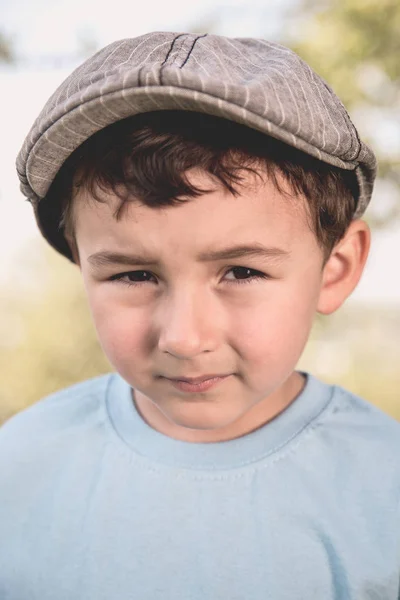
[72,169,370,443]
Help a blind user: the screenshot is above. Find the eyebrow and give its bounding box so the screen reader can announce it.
[87,244,291,269]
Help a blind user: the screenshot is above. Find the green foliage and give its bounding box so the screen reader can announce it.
[291,0,400,104]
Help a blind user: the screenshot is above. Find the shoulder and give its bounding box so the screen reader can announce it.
[318,379,400,490]
[0,374,122,543]
[329,381,400,443]
[0,373,115,454]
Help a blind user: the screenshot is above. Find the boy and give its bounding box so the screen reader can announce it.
[1,31,399,599]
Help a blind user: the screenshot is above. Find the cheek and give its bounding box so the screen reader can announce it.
[233,282,318,370]
[87,292,150,365]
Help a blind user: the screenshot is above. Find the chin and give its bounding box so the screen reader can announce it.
[163,401,244,432]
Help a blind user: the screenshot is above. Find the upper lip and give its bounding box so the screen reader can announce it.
[165,374,229,384]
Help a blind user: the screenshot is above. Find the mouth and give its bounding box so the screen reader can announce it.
[162,374,231,393]
[166,374,230,384]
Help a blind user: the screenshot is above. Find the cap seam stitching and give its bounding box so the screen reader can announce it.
[160,34,186,67]
[180,34,208,69]
[159,34,188,84]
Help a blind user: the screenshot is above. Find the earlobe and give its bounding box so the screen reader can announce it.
[317,220,371,315]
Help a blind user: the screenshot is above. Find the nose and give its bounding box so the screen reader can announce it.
[157,287,221,358]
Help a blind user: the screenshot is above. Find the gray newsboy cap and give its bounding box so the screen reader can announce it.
[16,31,376,259]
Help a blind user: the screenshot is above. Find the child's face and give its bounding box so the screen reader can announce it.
[74,169,326,442]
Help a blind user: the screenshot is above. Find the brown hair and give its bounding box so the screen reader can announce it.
[50,110,359,263]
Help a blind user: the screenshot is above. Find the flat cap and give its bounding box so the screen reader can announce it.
[16,31,376,258]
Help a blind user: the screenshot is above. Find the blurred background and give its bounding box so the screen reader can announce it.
[0,0,399,424]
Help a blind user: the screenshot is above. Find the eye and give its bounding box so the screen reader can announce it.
[224,266,269,285]
[109,270,157,287]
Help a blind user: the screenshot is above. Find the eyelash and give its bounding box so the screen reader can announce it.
[109,267,269,288]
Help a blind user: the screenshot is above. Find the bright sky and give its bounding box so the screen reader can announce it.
[1,0,399,304]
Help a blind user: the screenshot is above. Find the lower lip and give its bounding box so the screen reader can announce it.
[165,375,230,393]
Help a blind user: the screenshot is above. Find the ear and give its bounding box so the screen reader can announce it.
[317,219,371,315]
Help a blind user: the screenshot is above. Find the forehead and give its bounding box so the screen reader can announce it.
[73,170,315,257]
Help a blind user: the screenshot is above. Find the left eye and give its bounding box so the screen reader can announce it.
[109,267,268,287]
[224,267,268,285]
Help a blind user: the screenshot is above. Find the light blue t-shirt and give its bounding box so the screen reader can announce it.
[0,372,399,599]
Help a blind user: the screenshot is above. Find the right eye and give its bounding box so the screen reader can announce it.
[109,270,157,287]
